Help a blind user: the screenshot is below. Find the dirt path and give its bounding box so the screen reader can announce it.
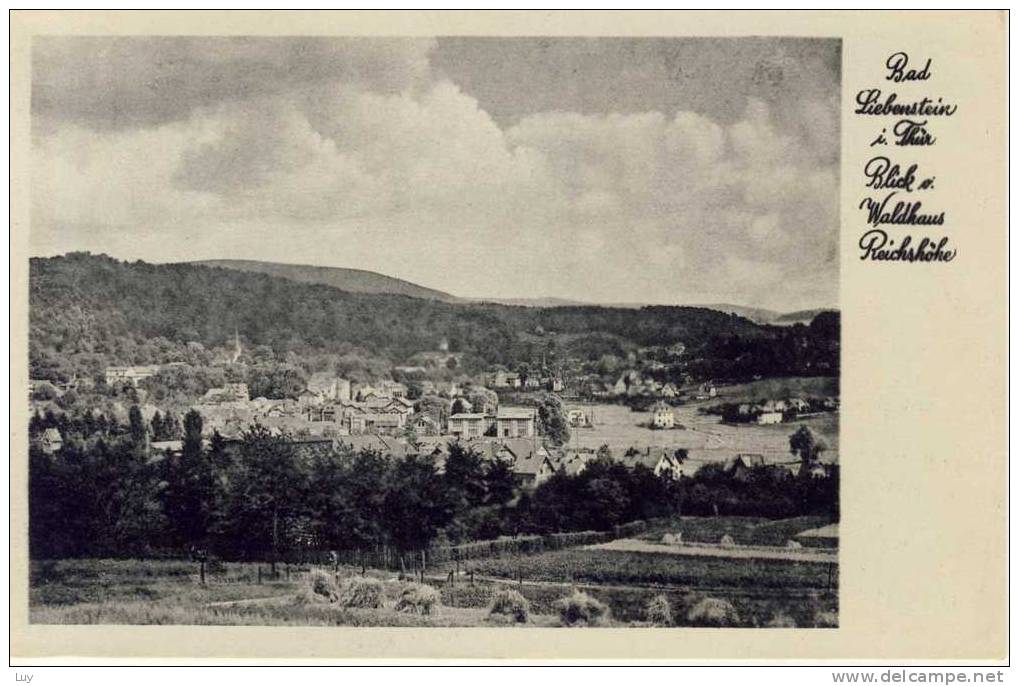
[205,595,293,608]
[586,538,838,564]
[450,570,833,599]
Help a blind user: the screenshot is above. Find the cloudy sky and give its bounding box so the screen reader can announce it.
[31,37,840,311]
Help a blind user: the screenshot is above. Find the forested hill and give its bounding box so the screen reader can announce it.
[29,253,837,383]
[192,259,461,303]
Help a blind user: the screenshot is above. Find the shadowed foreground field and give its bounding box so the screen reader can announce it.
[31,543,838,628]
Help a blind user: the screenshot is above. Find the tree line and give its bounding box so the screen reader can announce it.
[29,405,838,564]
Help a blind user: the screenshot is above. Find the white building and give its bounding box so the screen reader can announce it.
[757,411,783,425]
[495,407,536,438]
[105,365,160,386]
[650,401,675,429]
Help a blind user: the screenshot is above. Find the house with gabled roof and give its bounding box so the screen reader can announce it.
[624,449,684,479]
[499,439,555,485]
[411,415,440,436]
[650,401,675,429]
[727,453,766,481]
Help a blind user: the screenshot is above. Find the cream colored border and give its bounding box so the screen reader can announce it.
[9,10,1008,662]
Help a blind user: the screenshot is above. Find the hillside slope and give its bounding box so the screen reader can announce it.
[191,259,460,303]
[29,253,838,385]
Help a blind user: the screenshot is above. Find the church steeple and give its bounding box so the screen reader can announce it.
[231,329,242,364]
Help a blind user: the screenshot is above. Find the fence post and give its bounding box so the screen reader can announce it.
[470,569,474,586]
[199,560,205,586]
[257,566,262,585]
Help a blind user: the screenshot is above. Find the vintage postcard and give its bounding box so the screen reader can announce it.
[8,10,1007,662]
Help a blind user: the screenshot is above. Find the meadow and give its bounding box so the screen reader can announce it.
[28,558,562,627]
[30,515,838,628]
[638,515,835,547]
[30,550,837,628]
[464,548,835,590]
[568,377,839,467]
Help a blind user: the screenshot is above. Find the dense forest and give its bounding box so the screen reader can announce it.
[29,253,839,386]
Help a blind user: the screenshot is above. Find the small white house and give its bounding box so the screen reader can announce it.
[757,411,783,425]
[650,401,675,429]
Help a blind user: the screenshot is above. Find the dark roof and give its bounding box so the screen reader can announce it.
[623,452,674,470]
[337,434,408,457]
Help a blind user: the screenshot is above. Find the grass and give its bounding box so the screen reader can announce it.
[442,577,835,628]
[467,548,835,590]
[30,597,564,627]
[29,558,567,627]
[712,377,839,402]
[569,378,839,465]
[30,554,838,628]
[640,515,834,547]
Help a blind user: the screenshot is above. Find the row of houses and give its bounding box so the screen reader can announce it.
[725,453,832,480]
[731,397,840,425]
[492,371,565,392]
[416,438,685,486]
[604,372,689,399]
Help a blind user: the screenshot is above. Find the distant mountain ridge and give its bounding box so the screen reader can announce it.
[29,253,840,385]
[187,259,835,323]
[699,304,836,326]
[190,259,462,303]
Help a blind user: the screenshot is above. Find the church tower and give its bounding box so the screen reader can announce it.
[231,329,242,364]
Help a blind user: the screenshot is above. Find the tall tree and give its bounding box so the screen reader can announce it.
[128,404,147,454]
[536,393,571,446]
[382,455,452,562]
[225,423,306,572]
[483,457,517,507]
[789,425,827,477]
[162,410,216,549]
[444,443,488,513]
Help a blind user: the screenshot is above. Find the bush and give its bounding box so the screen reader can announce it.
[644,594,673,626]
[661,532,683,546]
[337,576,385,609]
[785,540,802,549]
[554,590,609,627]
[814,610,838,628]
[394,583,441,615]
[687,597,741,627]
[719,534,736,548]
[487,589,530,624]
[765,612,797,628]
[308,569,339,602]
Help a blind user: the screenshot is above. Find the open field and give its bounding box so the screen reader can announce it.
[464,548,835,590]
[456,546,837,627]
[711,377,839,403]
[638,515,835,547]
[590,538,837,564]
[30,546,837,628]
[566,377,839,468]
[29,558,561,627]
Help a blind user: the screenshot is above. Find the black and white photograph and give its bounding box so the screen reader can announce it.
[26,35,842,629]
